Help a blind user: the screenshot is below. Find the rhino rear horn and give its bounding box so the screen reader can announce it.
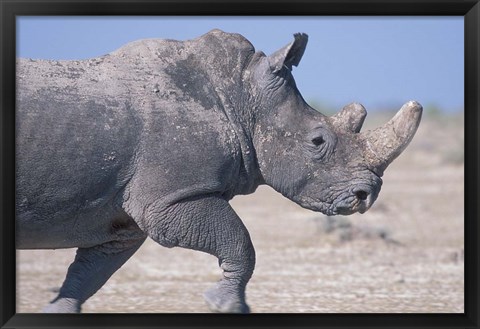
[362,101,423,175]
[268,33,308,73]
[332,102,367,133]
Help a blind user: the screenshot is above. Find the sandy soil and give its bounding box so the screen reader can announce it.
[16,113,464,313]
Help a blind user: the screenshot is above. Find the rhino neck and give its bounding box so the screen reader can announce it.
[214,80,264,197]
[251,120,278,192]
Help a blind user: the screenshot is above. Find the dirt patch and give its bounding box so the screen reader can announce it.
[16,113,464,313]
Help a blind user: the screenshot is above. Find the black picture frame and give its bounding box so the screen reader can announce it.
[1,1,478,328]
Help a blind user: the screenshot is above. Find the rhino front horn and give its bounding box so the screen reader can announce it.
[362,101,423,175]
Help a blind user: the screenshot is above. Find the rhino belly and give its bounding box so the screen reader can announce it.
[16,205,121,249]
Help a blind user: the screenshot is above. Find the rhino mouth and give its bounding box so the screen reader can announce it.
[297,182,380,216]
[331,172,383,215]
[297,197,367,216]
[335,201,368,216]
[333,185,379,216]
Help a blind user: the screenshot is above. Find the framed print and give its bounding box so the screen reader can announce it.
[1,1,478,328]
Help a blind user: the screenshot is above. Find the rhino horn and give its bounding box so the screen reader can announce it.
[362,101,423,175]
[332,102,367,133]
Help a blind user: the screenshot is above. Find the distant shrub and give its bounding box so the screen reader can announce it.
[313,216,399,244]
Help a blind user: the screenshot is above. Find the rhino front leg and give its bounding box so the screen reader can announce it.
[144,194,255,313]
[43,236,146,313]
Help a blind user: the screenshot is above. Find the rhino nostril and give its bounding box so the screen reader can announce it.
[355,190,369,201]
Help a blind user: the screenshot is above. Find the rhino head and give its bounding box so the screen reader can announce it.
[247,33,422,216]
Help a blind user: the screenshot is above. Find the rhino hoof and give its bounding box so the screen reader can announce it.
[42,297,81,313]
[204,285,250,313]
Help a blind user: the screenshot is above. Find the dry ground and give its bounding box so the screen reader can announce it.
[16,112,464,313]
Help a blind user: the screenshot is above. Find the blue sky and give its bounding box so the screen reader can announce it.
[17,16,464,112]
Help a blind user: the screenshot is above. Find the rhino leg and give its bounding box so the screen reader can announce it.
[43,236,146,313]
[142,194,255,313]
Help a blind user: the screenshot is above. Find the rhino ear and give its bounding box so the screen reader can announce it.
[268,33,308,73]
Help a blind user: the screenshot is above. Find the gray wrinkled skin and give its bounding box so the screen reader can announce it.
[16,30,422,313]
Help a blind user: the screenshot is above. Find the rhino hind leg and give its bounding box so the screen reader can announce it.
[43,235,146,313]
[140,194,255,313]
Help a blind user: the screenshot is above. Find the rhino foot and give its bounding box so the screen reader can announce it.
[204,281,250,313]
[42,297,81,313]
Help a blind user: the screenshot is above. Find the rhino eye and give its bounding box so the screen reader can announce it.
[311,136,325,146]
[305,128,336,161]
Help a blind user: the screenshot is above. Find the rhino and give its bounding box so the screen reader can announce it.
[16,29,422,313]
